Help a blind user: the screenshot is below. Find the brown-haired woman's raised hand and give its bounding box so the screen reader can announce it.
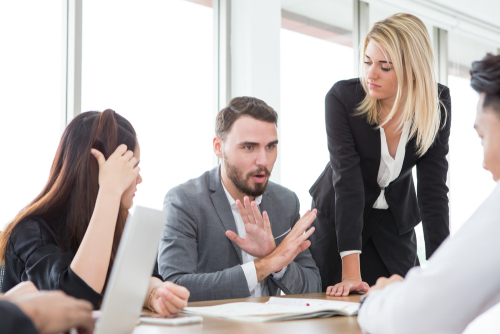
[72,144,140,294]
[91,144,140,196]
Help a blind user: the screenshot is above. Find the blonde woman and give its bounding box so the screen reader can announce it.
[308,13,451,296]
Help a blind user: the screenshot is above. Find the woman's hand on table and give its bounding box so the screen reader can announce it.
[149,281,190,316]
[326,277,370,297]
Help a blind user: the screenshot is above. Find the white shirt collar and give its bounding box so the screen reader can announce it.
[221,181,263,208]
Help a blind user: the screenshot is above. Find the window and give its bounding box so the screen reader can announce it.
[0,2,64,230]
[280,0,354,214]
[448,32,498,234]
[81,0,214,210]
[369,2,435,41]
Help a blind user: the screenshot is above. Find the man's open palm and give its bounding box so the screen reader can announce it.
[225,197,276,258]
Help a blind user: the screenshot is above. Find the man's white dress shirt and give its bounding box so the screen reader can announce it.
[222,183,287,297]
[358,180,500,334]
[340,122,410,258]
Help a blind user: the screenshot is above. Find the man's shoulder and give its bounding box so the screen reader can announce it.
[263,182,301,227]
[266,181,298,204]
[166,169,213,203]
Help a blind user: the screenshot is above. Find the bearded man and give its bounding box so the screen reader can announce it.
[158,96,321,301]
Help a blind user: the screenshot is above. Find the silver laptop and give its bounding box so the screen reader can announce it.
[94,206,166,334]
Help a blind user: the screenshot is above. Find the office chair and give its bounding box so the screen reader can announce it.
[0,264,4,292]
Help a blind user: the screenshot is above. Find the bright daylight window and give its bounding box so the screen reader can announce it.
[447,32,498,234]
[0,1,64,230]
[81,0,214,211]
[280,0,354,215]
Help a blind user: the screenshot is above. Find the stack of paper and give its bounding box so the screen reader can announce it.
[182,297,360,322]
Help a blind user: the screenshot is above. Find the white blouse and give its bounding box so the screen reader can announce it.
[373,121,410,209]
[340,121,410,258]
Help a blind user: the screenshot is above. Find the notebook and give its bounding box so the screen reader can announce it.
[182,297,360,322]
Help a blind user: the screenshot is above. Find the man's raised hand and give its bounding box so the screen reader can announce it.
[225,196,276,258]
[254,209,317,282]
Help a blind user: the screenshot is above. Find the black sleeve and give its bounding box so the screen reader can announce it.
[0,300,38,334]
[416,86,452,259]
[152,260,162,281]
[326,83,365,252]
[7,219,102,309]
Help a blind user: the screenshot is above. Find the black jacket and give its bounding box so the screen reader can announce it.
[310,78,451,259]
[2,216,163,309]
[0,300,38,334]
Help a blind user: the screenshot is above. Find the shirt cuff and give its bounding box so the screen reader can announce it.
[271,265,288,281]
[340,250,361,259]
[241,261,259,293]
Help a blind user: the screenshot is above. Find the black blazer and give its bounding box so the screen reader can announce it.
[310,78,451,258]
[2,216,163,309]
[0,300,38,334]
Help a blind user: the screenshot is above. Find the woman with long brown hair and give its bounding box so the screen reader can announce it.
[0,109,189,314]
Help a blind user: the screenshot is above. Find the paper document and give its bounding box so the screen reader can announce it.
[182,297,359,322]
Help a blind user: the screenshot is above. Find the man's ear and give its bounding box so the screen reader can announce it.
[213,136,223,159]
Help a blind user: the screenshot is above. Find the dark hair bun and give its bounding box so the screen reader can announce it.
[471,53,500,96]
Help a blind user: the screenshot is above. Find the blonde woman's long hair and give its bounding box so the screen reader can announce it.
[357,13,445,157]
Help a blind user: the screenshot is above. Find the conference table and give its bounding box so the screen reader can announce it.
[133,293,363,334]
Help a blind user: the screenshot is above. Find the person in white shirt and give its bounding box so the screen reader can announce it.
[309,12,451,294]
[357,53,500,334]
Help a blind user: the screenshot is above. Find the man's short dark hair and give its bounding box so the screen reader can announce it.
[215,96,278,140]
[470,53,500,113]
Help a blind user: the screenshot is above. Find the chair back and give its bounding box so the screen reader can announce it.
[0,264,4,292]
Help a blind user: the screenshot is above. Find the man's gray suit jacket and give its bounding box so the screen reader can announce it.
[158,166,321,302]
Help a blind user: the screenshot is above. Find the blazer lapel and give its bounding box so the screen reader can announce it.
[209,166,243,264]
[351,81,381,186]
[402,136,419,171]
[258,191,274,230]
[365,124,382,188]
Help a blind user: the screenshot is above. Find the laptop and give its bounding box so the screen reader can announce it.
[93,206,166,334]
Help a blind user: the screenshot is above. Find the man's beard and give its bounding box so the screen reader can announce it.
[223,154,271,197]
